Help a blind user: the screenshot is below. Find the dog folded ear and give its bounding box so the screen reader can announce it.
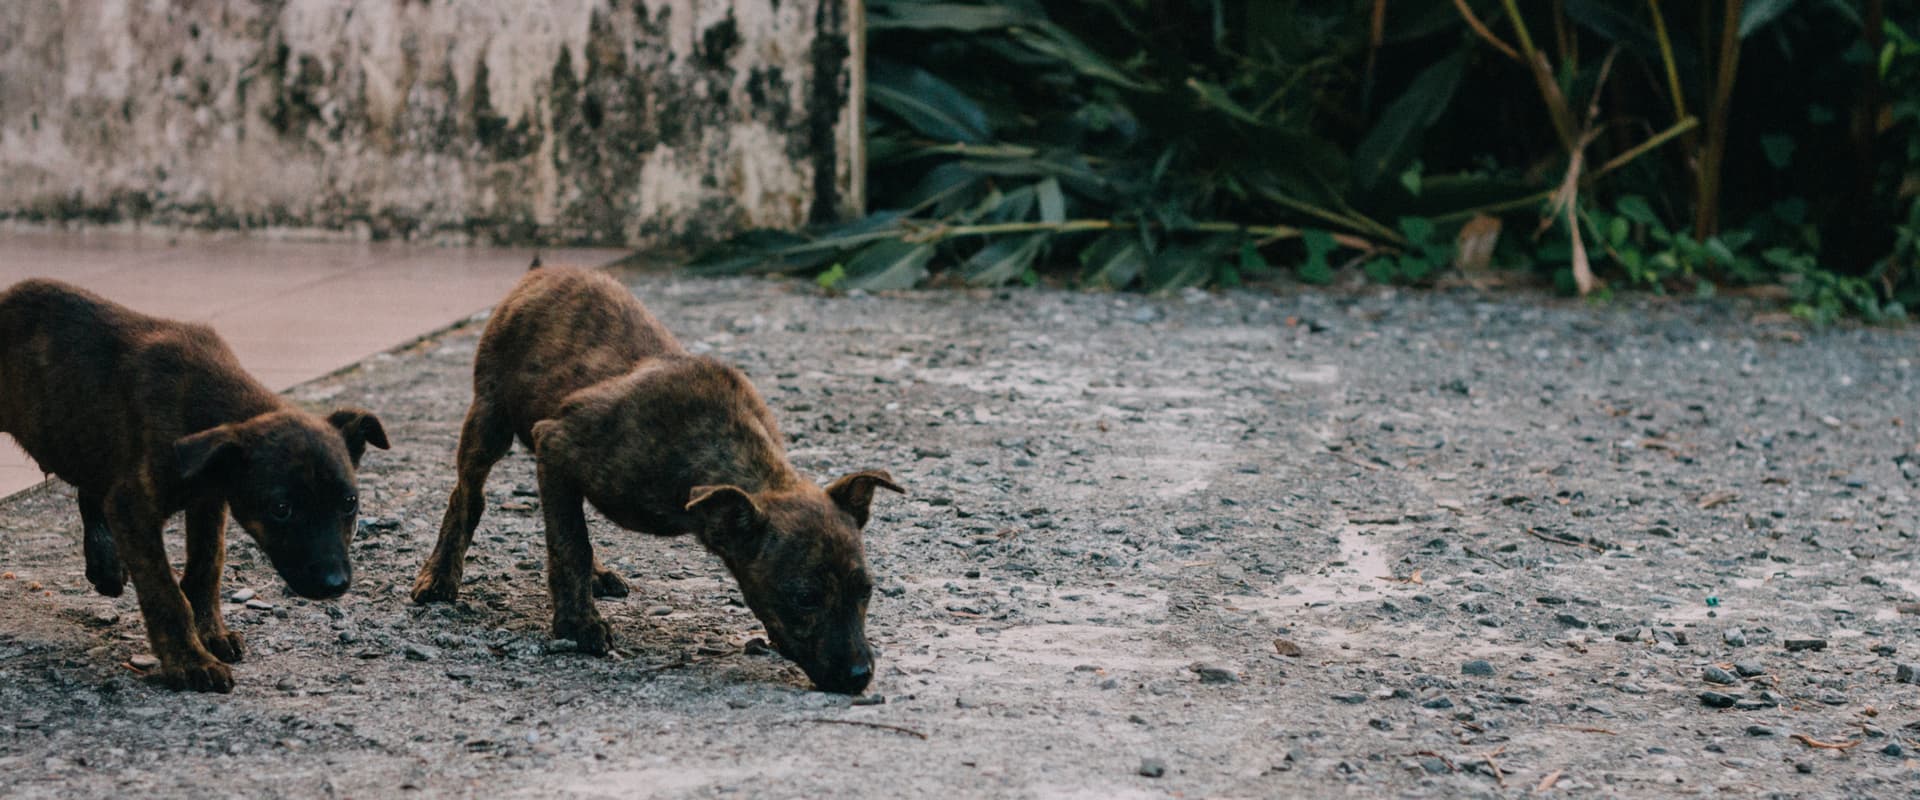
[327,408,390,466]
[174,426,243,484]
[686,485,768,558]
[824,470,905,528]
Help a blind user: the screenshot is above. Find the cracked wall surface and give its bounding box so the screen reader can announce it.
[0,0,858,246]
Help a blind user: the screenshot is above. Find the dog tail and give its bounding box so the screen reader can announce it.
[528,253,543,271]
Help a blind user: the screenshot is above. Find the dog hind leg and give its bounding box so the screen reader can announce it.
[411,400,513,603]
[79,490,125,597]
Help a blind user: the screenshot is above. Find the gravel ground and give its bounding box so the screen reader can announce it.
[3,270,1919,798]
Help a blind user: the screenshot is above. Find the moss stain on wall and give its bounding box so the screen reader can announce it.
[0,0,857,248]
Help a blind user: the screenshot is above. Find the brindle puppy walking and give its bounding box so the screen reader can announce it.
[410,265,900,694]
[0,279,388,692]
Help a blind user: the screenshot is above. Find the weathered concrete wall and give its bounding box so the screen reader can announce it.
[0,0,859,247]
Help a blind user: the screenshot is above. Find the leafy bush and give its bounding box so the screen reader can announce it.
[696,0,1920,321]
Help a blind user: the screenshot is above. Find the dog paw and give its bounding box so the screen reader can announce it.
[201,630,246,664]
[85,562,125,598]
[148,658,235,694]
[552,613,614,656]
[590,569,630,599]
[409,570,460,604]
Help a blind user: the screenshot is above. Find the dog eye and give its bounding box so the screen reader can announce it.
[270,502,292,522]
[342,494,358,514]
[790,588,825,609]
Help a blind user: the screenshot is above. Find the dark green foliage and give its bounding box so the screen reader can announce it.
[696,0,1920,321]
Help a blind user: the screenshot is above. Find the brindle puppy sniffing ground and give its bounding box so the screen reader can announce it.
[0,279,389,693]
[410,265,901,694]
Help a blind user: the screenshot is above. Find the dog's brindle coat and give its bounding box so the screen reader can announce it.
[0,279,389,693]
[410,266,901,694]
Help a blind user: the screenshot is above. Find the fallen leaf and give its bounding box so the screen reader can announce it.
[1789,733,1861,750]
[1454,214,1502,272]
[1696,491,1738,510]
[1726,285,1794,301]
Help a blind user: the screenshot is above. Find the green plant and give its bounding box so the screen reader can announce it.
[1359,218,1453,285]
[691,0,1917,322]
[1585,194,1900,323]
[1878,14,1920,308]
[703,2,1679,291]
[814,263,848,291]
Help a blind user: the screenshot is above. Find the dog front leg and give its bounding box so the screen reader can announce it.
[107,486,232,692]
[538,459,612,655]
[181,498,243,663]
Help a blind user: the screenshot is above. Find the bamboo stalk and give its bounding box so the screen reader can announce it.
[911,143,1042,159]
[1451,0,1520,61]
[1257,190,1403,244]
[1695,0,1744,242]
[1592,115,1698,178]
[895,113,1701,251]
[1553,0,1576,69]
[1499,0,1578,152]
[1433,117,1699,223]
[1647,0,1689,124]
[831,218,1311,247]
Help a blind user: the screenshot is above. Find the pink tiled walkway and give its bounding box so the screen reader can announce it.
[0,228,625,499]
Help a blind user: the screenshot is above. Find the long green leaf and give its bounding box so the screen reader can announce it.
[1351,52,1466,192]
[1738,0,1801,38]
[1563,0,1662,59]
[1141,245,1218,293]
[1079,233,1150,289]
[1187,78,1267,126]
[961,234,1048,286]
[1036,178,1066,223]
[868,2,1031,31]
[868,61,991,144]
[903,163,985,215]
[985,184,1037,222]
[841,240,934,291]
[1008,22,1157,91]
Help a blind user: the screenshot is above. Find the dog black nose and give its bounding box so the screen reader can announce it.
[308,566,351,599]
[824,661,873,695]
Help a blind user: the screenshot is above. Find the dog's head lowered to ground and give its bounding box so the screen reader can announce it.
[174,408,389,599]
[687,470,903,695]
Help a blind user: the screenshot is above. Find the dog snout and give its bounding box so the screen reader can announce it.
[299,563,351,599]
[845,660,873,685]
[812,647,875,695]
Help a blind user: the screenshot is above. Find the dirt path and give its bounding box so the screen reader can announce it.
[3,273,1918,798]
